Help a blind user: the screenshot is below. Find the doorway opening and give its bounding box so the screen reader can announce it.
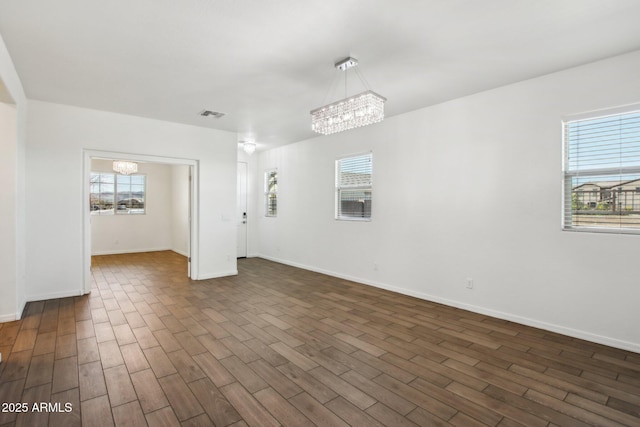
[83,150,199,294]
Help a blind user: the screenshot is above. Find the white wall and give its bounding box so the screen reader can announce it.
[255,50,640,352]
[0,34,27,321]
[26,101,237,301]
[0,102,18,319]
[91,159,174,255]
[171,164,190,256]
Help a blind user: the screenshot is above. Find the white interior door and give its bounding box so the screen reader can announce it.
[237,162,248,258]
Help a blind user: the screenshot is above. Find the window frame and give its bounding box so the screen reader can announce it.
[562,105,640,234]
[335,152,373,221]
[90,171,147,216]
[264,169,278,217]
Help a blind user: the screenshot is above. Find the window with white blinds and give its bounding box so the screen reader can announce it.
[336,153,372,220]
[563,108,640,233]
[265,169,277,217]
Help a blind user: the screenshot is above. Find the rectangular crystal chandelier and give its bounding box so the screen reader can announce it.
[311,90,386,135]
[113,160,138,175]
[311,57,386,135]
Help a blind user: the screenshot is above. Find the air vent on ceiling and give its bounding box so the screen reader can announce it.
[199,109,225,118]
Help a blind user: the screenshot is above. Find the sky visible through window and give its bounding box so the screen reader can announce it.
[566,111,640,184]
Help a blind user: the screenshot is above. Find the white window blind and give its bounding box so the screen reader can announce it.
[563,109,640,233]
[336,153,372,220]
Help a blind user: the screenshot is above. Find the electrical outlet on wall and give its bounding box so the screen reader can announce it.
[466,278,473,289]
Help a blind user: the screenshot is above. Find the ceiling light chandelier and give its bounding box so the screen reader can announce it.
[243,141,256,155]
[112,160,138,175]
[311,57,386,135]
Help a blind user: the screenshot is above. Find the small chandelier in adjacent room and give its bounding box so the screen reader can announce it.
[243,141,256,155]
[311,57,386,135]
[112,160,138,175]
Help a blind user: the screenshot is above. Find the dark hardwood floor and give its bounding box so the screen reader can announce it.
[1,251,639,426]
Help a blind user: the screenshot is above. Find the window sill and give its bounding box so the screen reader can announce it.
[335,217,372,222]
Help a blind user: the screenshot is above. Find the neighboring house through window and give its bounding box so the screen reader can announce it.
[90,172,146,215]
[265,169,277,217]
[336,152,372,220]
[563,107,640,233]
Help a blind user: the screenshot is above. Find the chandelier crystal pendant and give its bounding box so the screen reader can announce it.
[243,141,256,155]
[311,57,386,135]
[112,161,138,175]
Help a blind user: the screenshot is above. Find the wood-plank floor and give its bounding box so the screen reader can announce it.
[1,251,639,426]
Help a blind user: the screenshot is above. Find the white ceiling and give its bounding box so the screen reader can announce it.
[2,0,640,150]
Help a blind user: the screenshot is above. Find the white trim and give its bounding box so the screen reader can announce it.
[256,253,640,354]
[190,163,199,280]
[91,247,174,256]
[335,149,374,161]
[88,149,199,166]
[562,226,640,236]
[26,289,88,304]
[562,102,640,123]
[83,151,93,294]
[16,297,26,320]
[197,270,238,280]
[0,295,26,322]
[0,313,18,322]
[172,248,189,257]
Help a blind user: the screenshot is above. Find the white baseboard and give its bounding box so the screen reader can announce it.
[256,253,640,354]
[172,249,189,257]
[2,291,87,323]
[0,297,28,322]
[197,270,238,280]
[0,312,17,322]
[26,289,86,303]
[91,247,173,256]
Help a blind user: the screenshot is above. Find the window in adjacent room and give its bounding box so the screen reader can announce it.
[90,172,146,215]
[265,169,277,217]
[336,152,372,220]
[563,107,640,233]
